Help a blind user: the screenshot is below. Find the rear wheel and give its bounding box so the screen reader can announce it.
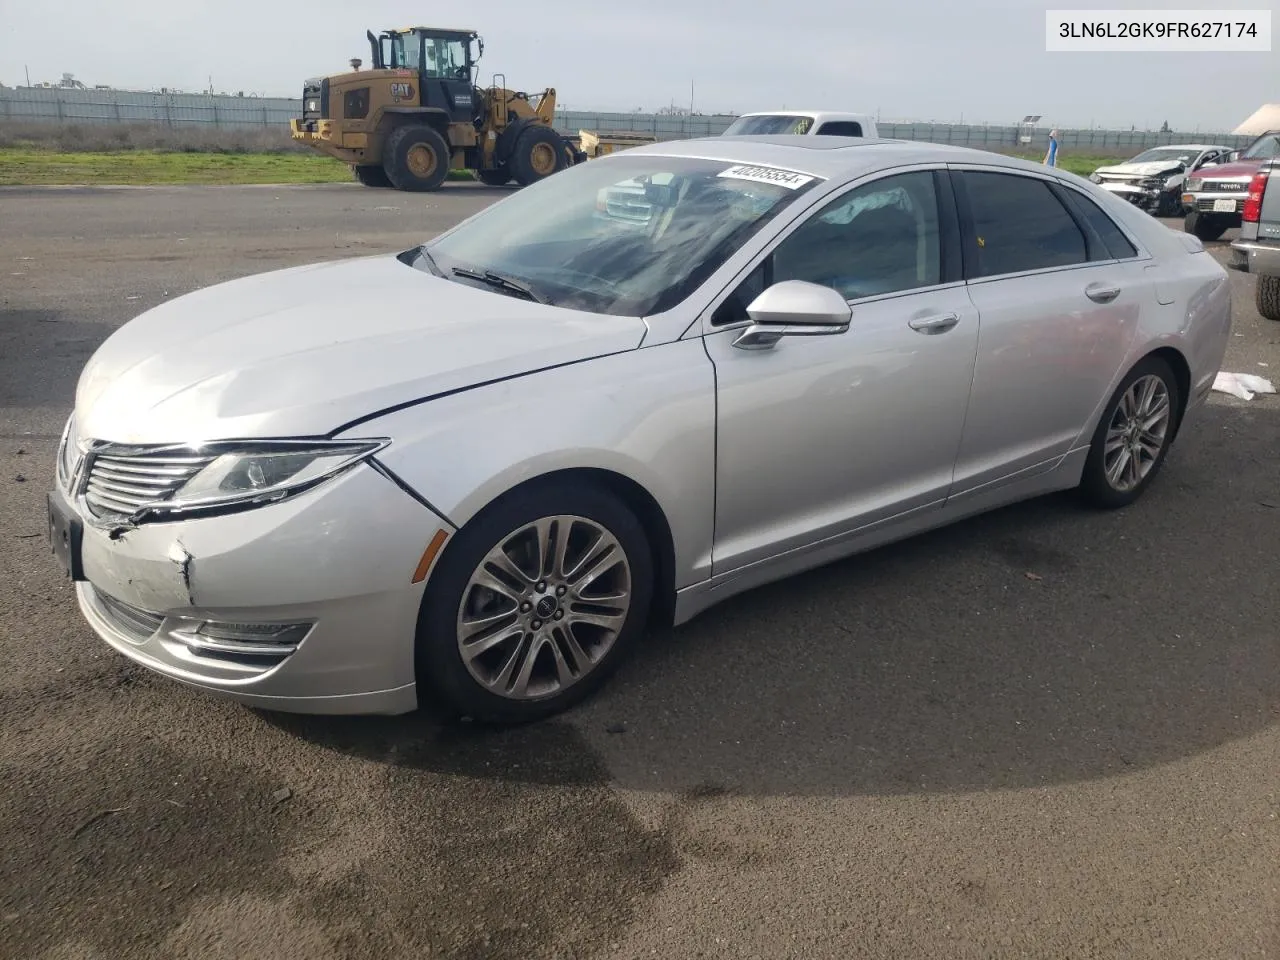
[1258,275,1280,321]
[1079,356,1181,509]
[509,125,567,187]
[352,164,392,188]
[383,125,451,192]
[415,481,654,724]
[1184,210,1228,242]
[476,166,511,186]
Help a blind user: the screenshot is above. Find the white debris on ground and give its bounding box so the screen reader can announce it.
[1213,372,1277,401]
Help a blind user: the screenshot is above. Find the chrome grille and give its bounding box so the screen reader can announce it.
[1197,198,1239,212]
[84,450,215,519]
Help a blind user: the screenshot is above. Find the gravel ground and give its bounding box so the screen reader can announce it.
[1,183,1278,960]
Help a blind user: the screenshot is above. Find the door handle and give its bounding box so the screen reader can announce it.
[907,313,960,334]
[1085,282,1121,304]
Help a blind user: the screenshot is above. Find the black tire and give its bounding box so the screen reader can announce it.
[509,124,568,187]
[352,164,393,188]
[1154,189,1178,217]
[1257,274,1280,322]
[382,124,451,192]
[476,166,511,186]
[1184,210,1227,242]
[415,480,654,724]
[1079,355,1182,510]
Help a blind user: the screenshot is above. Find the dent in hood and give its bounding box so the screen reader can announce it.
[76,255,647,444]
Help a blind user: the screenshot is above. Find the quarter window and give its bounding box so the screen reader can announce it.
[1059,189,1139,260]
[961,171,1087,277]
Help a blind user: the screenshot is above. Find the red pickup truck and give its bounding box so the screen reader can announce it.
[1181,130,1280,241]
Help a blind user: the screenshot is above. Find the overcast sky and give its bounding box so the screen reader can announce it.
[1,0,1274,131]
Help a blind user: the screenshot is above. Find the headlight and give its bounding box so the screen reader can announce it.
[1187,178,1203,192]
[1089,173,1102,183]
[162,438,389,515]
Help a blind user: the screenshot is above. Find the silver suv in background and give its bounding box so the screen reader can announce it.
[1228,158,1280,320]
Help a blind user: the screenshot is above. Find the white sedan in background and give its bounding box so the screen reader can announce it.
[49,136,1231,723]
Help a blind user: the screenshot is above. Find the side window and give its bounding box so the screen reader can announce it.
[772,170,942,301]
[961,171,1087,277]
[1059,189,1139,260]
[816,121,864,137]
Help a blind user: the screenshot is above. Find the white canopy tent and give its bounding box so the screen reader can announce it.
[1234,104,1280,135]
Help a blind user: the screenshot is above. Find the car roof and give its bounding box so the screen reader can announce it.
[735,110,873,120]
[618,134,1065,181]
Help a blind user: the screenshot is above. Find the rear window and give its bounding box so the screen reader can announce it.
[816,121,864,137]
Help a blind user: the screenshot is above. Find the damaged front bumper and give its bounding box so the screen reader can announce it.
[1097,181,1165,211]
[48,463,453,715]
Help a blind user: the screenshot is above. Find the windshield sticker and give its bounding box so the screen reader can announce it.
[717,164,815,190]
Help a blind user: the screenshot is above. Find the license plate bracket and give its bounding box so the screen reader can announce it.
[48,491,86,582]
[1212,198,1237,213]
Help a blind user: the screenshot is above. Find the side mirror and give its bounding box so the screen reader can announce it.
[732,280,852,350]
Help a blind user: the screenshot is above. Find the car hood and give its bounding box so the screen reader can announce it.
[1094,161,1184,178]
[1192,160,1265,180]
[75,254,648,444]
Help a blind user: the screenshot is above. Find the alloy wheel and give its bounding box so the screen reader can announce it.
[1103,374,1171,492]
[455,515,633,700]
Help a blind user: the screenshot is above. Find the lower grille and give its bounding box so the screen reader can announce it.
[94,590,164,644]
[84,449,216,519]
[1198,198,1240,213]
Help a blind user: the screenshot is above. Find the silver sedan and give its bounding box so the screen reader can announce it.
[48,136,1232,723]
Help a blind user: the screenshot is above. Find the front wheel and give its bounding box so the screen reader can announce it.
[1257,274,1280,322]
[509,125,568,187]
[1079,356,1181,509]
[1185,210,1228,242]
[415,481,653,724]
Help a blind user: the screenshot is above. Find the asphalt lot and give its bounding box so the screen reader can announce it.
[1,182,1278,960]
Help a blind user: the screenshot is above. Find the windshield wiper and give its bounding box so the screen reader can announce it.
[450,266,546,304]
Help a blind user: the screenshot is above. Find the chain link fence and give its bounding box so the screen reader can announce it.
[0,86,1256,152]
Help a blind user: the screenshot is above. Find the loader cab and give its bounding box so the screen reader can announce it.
[370,27,482,124]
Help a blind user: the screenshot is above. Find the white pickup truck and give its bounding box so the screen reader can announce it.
[720,110,879,139]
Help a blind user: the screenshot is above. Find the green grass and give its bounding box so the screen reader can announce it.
[1006,152,1123,177]
[0,148,477,186]
[0,145,1124,187]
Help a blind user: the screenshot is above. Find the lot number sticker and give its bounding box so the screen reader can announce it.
[718,164,815,189]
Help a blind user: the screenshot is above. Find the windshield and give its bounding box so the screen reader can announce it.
[1128,147,1195,165]
[1241,134,1280,160]
[384,33,420,70]
[422,156,821,316]
[723,114,814,136]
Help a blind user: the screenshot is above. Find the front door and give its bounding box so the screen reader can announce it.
[704,168,981,575]
[420,34,475,122]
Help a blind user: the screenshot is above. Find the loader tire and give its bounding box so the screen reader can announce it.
[353,164,393,188]
[510,125,567,187]
[383,125,451,192]
[1258,275,1280,322]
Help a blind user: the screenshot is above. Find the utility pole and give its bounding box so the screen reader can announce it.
[25,64,31,87]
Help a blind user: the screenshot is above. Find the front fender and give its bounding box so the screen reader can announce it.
[340,338,718,590]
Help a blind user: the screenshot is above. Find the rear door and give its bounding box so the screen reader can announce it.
[947,166,1151,496]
